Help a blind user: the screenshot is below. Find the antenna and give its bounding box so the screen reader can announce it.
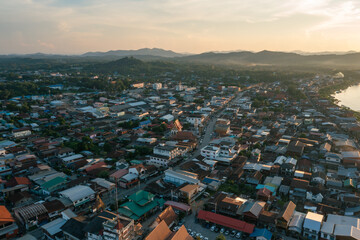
[115,180,118,211]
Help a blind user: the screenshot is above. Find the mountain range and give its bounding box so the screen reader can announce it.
[1,48,360,68]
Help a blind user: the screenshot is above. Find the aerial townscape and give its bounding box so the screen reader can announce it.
[0,51,360,240]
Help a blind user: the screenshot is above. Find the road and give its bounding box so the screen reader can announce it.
[191,91,244,159]
[109,91,244,205]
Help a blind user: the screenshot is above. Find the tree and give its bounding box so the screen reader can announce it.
[98,170,109,179]
[216,234,226,240]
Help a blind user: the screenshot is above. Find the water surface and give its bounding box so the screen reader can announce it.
[333,84,360,111]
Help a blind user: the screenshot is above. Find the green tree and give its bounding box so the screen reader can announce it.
[216,234,226,240]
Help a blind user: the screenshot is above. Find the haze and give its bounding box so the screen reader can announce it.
[1,0,360,54]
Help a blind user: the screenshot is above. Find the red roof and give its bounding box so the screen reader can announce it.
[0,206,15,224]
[164,201,191,212]
[197,210,254,234]
[84,161,106,172]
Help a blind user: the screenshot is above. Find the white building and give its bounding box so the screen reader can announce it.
[303,212,324,240]
[12,128,31,138]
[164,169,200,186]
[153,83,162,90]
[320,214,360,240]
[59,185,95,207]
[186,115,205,125]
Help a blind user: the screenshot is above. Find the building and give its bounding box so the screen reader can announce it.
[303,212,324,240]
[276,201,296,230]
[145,220,192,240]
[59,185,95,208]
[0,205,18,239]
[164,169,200,186]
[320,214,360,240]
[153,83,162,90]
[41,217,66,240]
[178,184,200,204]
[102,215,135,240]
[118,190,164,221]
[12,127,32,138]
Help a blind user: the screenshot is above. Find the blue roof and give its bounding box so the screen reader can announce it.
[202,177,220,184]
[250,228,272,240]
[256,184,276,193]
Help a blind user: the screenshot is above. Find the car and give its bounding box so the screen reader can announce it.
[210,226,216,231]
[225,230,230,235]
[191,231,196,237]
[215,227,220,233]
[187,229,192,233]
[220,228,225,234]
[231,230,237,237]
[203,238,209,240]
[236,232,242,239]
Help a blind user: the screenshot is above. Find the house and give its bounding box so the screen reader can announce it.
[288,212,305,238]
[41,217,66,240]
[12,127,32,138]
[249,228,272,240]
[60,217,86,240]
[178,184,200,204]
[154,206,177,228]
[276,201,296,230]
[290,178,309,200]
[303,212,324,240]
[320,214,360,240]
[312,171,326,185]
[118,190,164,221]
[324,152,342,165]
[145,220,192,240]
[286,141,305,157]
[242,201,266,224]
[306,186,324,203]
[102,215,135,240]
[0,205,18,239]
[129,164,147,180]
[58,185,95,209]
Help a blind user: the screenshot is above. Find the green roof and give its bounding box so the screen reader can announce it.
[118,190,163,220]
[130,160,143,165]
[41,176,67,190]
[128,190,155,206]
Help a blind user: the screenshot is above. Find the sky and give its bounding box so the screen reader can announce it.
[1,0,360,54]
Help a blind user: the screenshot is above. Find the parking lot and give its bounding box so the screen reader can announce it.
[180,210,245,240]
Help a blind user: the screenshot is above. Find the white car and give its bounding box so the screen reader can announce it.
[236,232,242,239]
[220,228,225,234]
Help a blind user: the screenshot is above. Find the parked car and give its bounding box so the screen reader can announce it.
[225,230,230,235]
[210,225,216,232]
[236,232,242,239]
[220,228,225,234]
[231,230,237,237]
[215,227,220,233]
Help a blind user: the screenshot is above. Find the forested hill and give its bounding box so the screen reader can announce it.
[176,50,360,67]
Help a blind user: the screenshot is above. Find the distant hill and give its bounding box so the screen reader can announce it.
[176,50,360,67]
[82,48,187,58]
[86,56,177,74]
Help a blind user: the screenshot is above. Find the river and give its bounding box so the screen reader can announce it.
[333,84,360,111]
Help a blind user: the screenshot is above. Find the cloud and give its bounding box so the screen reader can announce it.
[0,0,360,53]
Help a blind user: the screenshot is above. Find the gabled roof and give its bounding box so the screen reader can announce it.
[171,225,193,240]
[145,220,172,240]
[250,228,272,240]
[157,206,177,226]
[59,185,95,203]
[0,205,14,224]
[277,201,296,222]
